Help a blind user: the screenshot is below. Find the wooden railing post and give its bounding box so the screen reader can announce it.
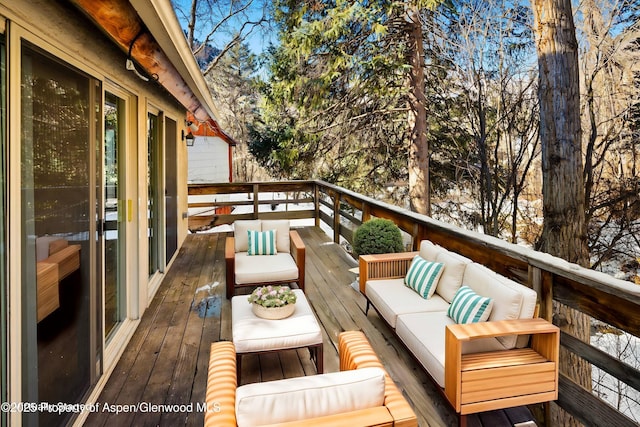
[362,202,371,223]
[333,191,341,244]
[252,183,259,218]
[314,184,320,228]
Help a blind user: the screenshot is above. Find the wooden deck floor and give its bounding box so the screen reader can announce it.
[84,227,535,427]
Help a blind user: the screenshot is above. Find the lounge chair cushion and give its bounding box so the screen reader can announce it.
[404,255,444,299]
[366,279,450,328]
[234,220,263,252]
[262,219,291,253]
[235,367,386,426]
[234,252,299,285]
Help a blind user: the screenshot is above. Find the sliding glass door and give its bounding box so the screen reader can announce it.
[21,43,94,427]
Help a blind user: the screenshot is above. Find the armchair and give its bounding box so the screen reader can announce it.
[205,330,417,427]
[225,220,305,299]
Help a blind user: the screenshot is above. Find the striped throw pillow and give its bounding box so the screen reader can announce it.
[404,255,444,299]
[447,286,493,324]
[247,229,278,255]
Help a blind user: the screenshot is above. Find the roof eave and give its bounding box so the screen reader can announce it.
[129,0,221,122]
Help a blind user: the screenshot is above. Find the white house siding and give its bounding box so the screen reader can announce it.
[187,135,230,183]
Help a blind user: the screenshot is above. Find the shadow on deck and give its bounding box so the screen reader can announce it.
[84,227,535,427]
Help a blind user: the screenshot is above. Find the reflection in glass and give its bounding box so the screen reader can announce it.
[21,44,92,427]
[104,93,125,339]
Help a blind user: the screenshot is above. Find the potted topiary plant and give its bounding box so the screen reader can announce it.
[353,218,404,257]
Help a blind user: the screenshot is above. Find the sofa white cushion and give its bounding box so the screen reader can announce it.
[234,252,298,285]
[404,255,444,299]
[495,273,539,348]
[235,367,386,426]
[418,240,446,261]
[396,312,506,387]
[232,289,322,353]
[463,263,534,348]
[366,279,450,328]
[262,220,291,253]
[247,229,278,255]
[447,285,493,324]
[234,220,263,252]
[434,250,472,303]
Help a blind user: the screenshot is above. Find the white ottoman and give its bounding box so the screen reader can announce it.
[232,289,323,380]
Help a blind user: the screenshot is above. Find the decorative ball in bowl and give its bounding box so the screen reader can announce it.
[248,285,297,320]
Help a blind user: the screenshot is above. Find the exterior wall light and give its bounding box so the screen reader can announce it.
[185,132,195,146]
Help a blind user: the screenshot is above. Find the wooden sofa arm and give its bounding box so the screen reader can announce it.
[205,342,237,427]
[358,252,418,294]
[444,318,560,415]
[225,237,235,299]
[290,230,305,291]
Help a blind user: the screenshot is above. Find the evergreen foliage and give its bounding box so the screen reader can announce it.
[353,218,404,256]
[251,1,420,194]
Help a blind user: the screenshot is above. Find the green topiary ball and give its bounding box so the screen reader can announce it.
[353,218,404,256]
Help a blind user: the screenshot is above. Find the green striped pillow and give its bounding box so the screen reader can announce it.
[404,255,444,299]
[247,229,278,255]
[447,286,493,324]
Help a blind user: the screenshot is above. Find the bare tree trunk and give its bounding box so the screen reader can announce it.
[187,0,198,49]
[406,5,430,216]
[532,1,591,426]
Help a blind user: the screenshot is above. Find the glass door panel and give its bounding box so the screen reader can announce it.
[147,112,161,277]
[0,34,7,427]
[165,118,177,261]
[104,92,125,339]
[21,43,93,427]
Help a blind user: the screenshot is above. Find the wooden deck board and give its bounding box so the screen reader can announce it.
[85,227,535,427]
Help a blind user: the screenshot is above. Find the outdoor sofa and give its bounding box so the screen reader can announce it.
[359,239,559,417]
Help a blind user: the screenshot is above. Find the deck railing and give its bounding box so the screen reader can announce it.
[188,180,640,427]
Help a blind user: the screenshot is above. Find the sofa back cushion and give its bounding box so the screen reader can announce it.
[419,240,445,261]
[434,250,472,302]
[235,367,386,426]
[463,263,537,348]
[234,220,263,252]
[262,219,291,253]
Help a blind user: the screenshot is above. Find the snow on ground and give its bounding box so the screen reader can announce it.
[189,192,315,234]
[591,328,640,422]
